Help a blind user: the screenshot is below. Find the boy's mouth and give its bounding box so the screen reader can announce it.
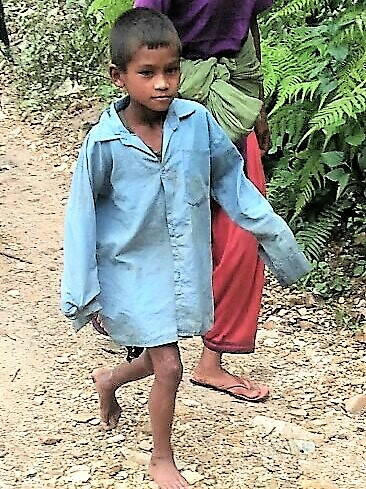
[151,95,172,100]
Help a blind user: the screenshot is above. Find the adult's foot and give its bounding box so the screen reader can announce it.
[191,366,269,401]
[149,454,190,489]
[91,367,122,430]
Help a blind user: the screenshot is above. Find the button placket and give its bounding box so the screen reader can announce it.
[161,169,187,329]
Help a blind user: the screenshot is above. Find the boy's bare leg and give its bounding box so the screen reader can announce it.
[147,344,190,489]
[92,351,154,430]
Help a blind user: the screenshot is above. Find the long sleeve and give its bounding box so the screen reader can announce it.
[134,0,171,12]
[208,113,311,286]
[61,135,111,331]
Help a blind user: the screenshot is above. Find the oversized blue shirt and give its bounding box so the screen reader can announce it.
[61,98,311,347]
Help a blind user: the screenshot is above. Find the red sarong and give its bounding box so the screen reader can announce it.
[204,132,266,353]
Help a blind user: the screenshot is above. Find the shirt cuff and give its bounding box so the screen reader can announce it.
[64,299,102,332]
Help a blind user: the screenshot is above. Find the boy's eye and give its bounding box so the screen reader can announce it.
[139,70,153,77]
[166,67,179,74]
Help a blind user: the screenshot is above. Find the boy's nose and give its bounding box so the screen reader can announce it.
[154,75,169,90]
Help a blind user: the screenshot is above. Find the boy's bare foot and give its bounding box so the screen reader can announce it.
[149,454,190,489]
[91,367,122,430]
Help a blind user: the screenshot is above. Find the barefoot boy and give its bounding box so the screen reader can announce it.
[61,8,310,488]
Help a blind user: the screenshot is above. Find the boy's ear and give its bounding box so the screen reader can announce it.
[110,64,125,89]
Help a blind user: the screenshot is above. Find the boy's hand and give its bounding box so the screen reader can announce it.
[91,313,108,336]
[255,107,271,156]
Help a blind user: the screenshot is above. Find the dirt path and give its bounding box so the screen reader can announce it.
[0,108,365,489]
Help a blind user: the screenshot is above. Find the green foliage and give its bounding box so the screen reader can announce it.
[5,0,110,108]
[262,1,366,264]
[88,0,133,36]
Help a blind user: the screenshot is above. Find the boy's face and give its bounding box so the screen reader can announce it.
[112,45,180,112]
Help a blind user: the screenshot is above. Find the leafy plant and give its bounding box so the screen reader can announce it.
[261,1,366,261]
[3,0,112,109]
[88,0,133,37]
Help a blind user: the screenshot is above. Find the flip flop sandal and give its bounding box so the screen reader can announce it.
[190,378,269,403]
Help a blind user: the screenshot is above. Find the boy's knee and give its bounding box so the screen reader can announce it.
[155,358,183,386]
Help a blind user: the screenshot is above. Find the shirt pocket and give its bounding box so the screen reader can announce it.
[182,150,210,207]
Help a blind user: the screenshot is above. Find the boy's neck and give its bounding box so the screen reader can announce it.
[124,99,167,129]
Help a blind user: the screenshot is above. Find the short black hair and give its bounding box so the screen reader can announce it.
[110,7,181,71]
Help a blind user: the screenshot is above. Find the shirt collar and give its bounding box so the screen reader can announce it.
[94,96,196,142]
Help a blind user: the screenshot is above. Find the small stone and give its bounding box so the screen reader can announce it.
[107,434,125,444]
[7,289,20,297]
[350,377,366,386]
[67,465,91,484]
[121,448,150,466]
[298,307,308,316]
[344,394,366,414]
[292,439,316,455]
[289,408,308,417]
[263,338,278,347]
[0,448,8,458]
[262,320,278,330]
[115,470,128,480]
[41,437,62,446]
[72,413,95,423]
[181,399,200,407]
[180,469,205,485]
[25,468,37,477]
[34,397,44,406]
[34,386,46,396]
[89,418,100,426]
[298,320,316,330]
[252,416,323,442]
[139,440,152,451]
[71,450,84,459]
[354,331,366,343]
[55,356,69,364]
[305,293,316,306]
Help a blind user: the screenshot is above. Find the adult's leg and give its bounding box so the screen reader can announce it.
[193,132,268,401]
[92,350,154,430]
[147,343,189,489]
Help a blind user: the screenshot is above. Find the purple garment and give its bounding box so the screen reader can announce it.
[134,0,273,59]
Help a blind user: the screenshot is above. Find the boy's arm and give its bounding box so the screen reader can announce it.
[61,135,110,330]
[134,0,171,12]
[207,113,311,286]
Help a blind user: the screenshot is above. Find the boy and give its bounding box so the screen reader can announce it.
[61,8,310,489]
[135,0,273,403]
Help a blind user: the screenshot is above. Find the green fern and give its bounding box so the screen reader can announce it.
[294,153,327,217]
[262,0,365,264]
[270,0,319,20]
[296,207,342,261]
[309,87,366,131]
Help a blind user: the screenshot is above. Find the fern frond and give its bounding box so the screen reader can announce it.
[296,207,342,261]
[294,154,326,217]
[335,8,366,43]
[270,0,318,20]
[309,87,366,130]
[269,102,311,150]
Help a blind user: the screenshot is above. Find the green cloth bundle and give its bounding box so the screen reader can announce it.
[179,33,263,142]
